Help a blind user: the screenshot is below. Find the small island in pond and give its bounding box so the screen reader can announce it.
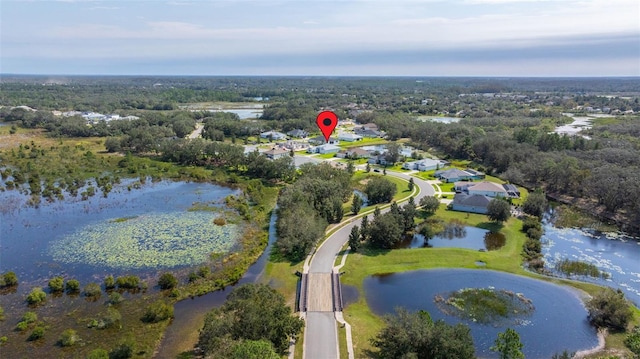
[435,287,535,325]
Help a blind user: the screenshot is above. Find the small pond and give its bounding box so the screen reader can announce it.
[209,108,263,119]
[542,220,640,305]
[364,269,598,358]
[0,181,241,289]
[399,225,506,251]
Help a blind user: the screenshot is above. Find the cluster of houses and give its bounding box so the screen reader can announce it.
[257,122,387,156]
[50,111,140,124]
[450,179,520,214]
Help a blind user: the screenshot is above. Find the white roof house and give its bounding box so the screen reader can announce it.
[260,131,287,140]
[337,132,363,142]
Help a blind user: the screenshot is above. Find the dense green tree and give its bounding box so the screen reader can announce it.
[586,288,633,330]
[158,272,178,290]
[402,197,417,232]
[408,177,415,191]
[198,284,303,356]
[364,176,397,205]
[28,326,46,341]
[360,215,369,242]
[371,308,475,359]
[419,196,440,213]
[368,212,403,249]
[487,199,511,223]
[491,328,524,359]
[348,225,361,252]
[351,193,363,215]
[523,190,547,218]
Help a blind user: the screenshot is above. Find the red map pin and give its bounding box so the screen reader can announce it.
[316,111,338,143]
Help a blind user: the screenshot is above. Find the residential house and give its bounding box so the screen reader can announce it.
[263,147,290,160]
[337,132,363,142]
[467,182,508,198]
[435,168,485,183]
[355,128,384,138]
[503,184,521,198]
[260,131,287,141]
[308,136,339,145]
[287,129,309,138]
[455,181,520,199]
[308,144,341,154]
[402,158,446,171]
[451,193,492,214]
[368,155,390,166]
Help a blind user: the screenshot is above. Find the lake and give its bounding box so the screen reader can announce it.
[0,181,240,290]
[364,269,598,358]
[417,116,461,124]
[542,220,640,305]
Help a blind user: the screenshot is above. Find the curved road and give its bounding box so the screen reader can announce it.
[303,171,435,359]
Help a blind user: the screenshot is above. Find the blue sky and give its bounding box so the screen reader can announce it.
[1,0,639,76]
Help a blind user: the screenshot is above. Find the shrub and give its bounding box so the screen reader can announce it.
[158,273,178,290]
[48,276,65,293]
[28,326,46,341]
[16,321,30,331]
[115,275,140,289]
[586,288,633,331]
[22,311,37,324]
[521,216,542,233]
[213,217,226,226]
[0,271,18,287]
[0,336,7,345]
[66,279,80,293]
[26,287,46,305]
[58,329,79,347]
[84,282,102,297]
[104,275,116,290]
[197,266,210,278]
[526,227,542,241]
[142,301,174,323]
[624,326,640,356]
[109,342,134,359]
[0,306,4,321]
[88,308,121,330]
[86,348,109,359]
[108,292,124,305]
[188,271,199,283]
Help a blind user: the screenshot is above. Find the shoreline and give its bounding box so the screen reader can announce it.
[574,329,606,358]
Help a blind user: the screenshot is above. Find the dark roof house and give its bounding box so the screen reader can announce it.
[451,193,492,214]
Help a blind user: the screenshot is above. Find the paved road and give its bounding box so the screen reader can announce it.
[303,171,435,359]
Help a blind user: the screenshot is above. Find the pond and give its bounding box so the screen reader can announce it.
[542,220,640,305]
[209,108,263,119]
[418,116,461,124]
[364,269,598,358]
[0,181,241,289]
[399,225,504,251]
